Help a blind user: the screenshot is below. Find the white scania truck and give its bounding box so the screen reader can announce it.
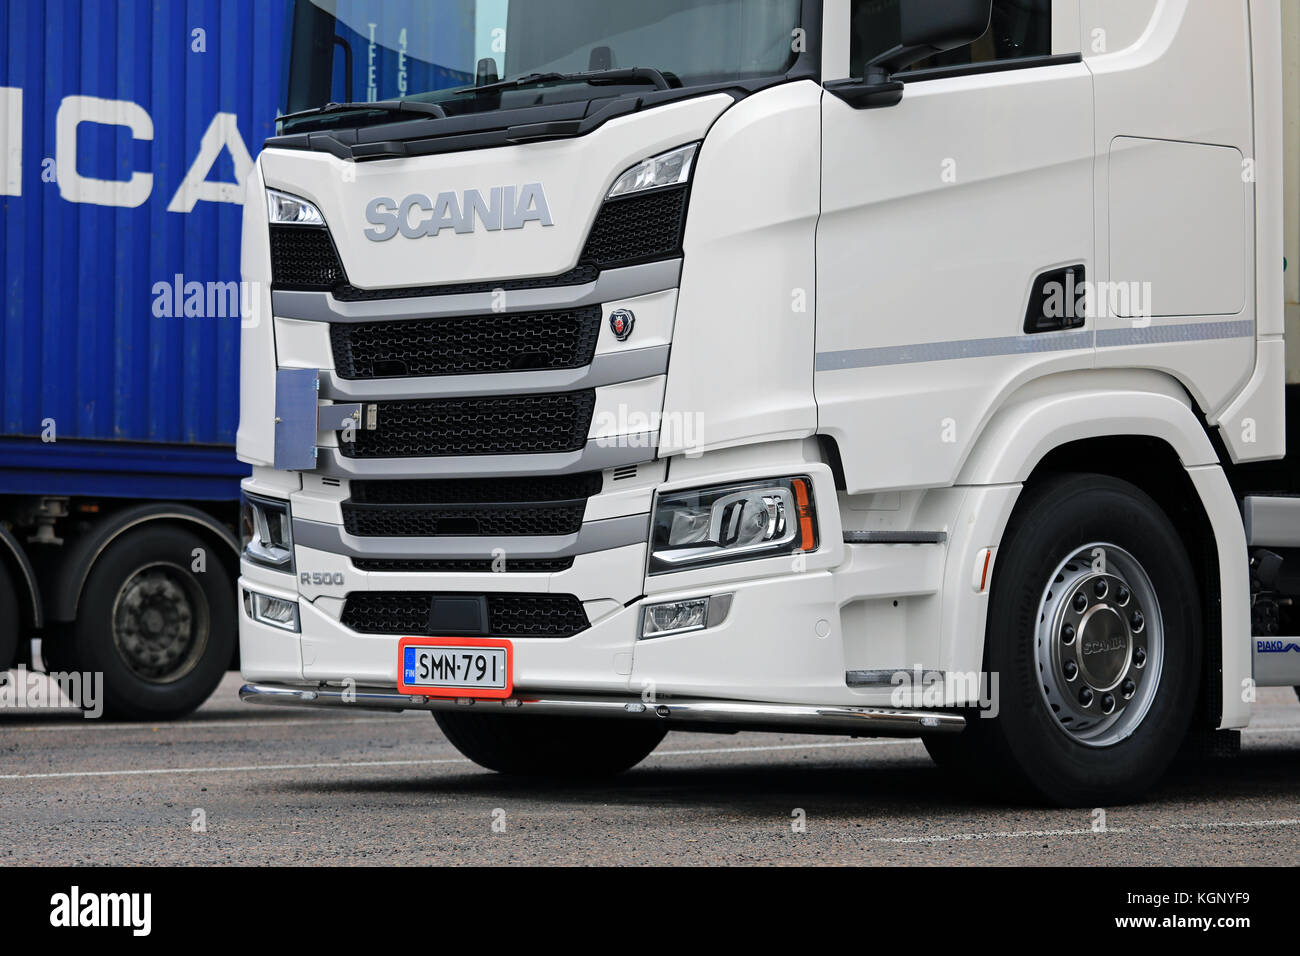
[237,0,1300,805]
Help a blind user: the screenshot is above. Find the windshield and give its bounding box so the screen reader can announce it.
[282,0,804,119]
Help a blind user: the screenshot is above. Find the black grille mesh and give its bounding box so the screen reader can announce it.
[343,473,601,538]
[330,306,601,379]
[341,592,589,638]
[270,186,687,296]
[581,186,688,269]
[333,265,600,301]
[343,503,586,537]
[353,557,575,574]
[340,391,596,459]
[269,226,346,290]
[350,474,603,505]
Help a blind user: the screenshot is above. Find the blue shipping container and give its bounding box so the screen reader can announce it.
[0,0,288,499]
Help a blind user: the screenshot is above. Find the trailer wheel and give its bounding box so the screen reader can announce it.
[966,474,1202,806]
[0,564,19,671]
[434,712,667,777]
[59,524,235,720]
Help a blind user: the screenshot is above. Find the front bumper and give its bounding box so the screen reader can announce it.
[238,681,966,737]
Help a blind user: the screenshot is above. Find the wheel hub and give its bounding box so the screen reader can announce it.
[1036,545,1162,746]
[111,564,209,684]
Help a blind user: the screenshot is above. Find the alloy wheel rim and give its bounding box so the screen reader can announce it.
[1034,543,1164,747]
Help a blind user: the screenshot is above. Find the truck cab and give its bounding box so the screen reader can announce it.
[237,0,1296,804]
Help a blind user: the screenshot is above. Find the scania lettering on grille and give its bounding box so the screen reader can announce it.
[364,184,554,241]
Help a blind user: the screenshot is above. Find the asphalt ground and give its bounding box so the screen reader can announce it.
[2,672,1299,866]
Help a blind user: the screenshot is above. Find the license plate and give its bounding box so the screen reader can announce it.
[397,637,513,699]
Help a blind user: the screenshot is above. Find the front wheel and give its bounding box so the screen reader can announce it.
[958,474,1202,806]
[434,712,667,777]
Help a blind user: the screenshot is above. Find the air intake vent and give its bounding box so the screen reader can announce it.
[340,391,596,459]
[581,185,688,269]
[343,473,602,538]
[269,226,346,290]
[330,306,602,380]
[341,592,590,638]
[353,557,575,574]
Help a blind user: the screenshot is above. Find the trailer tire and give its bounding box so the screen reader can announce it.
[59,524,235,721]
[967,474,1202,806]
[0,565,18,671]
[434,712,667,777]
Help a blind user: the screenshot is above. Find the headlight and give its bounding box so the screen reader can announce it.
[243,589,301,633]
[649,477,817,574]
[266,188,324,226]
[240,493,295,572]
[607,143,698,199]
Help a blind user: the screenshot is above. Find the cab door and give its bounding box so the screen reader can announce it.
[816,0,1093,493]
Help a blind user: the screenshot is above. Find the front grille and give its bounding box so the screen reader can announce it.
[269,226,346,290]
[353,557,575,574]
[330,306,601,380]
[340,391,596,459]
[350,474,604,505]
[341,592,589,638]
[333,264,601,301]
[270,185,687,298]
[582,185,688,269]
[344,473,602,538]
[344,503,586,537]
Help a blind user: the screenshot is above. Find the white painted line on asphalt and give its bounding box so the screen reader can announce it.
[0,716,412,733]
[877,827,1128,844]
[1154,818,1300,831]
[0,757,472,781]
[0,737,923,782]
[877,818,1300,845]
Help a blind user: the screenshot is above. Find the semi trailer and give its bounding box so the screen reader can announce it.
[238,0,1300,805]
[0,0,289,718]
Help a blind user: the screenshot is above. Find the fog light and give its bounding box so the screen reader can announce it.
[640,594,733,639]
[243,588,300,633]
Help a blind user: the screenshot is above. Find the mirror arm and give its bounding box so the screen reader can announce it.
[825,66,905,111]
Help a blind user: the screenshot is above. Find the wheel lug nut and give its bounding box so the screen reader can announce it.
[1115,585,1130,604]
[1134,647,1147,667]
[1129,610,1144,633]
[1093,579,1108,599]
[1063,660,1078,681]
[1062,623,1076,645]
[1122,679,1136,699]
[1101,693,1116,714]
[1079,688,1094,707]
[1072,593,1088,612]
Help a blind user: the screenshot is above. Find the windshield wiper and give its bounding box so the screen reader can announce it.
[454,67,672,96]
[279,99,448,124]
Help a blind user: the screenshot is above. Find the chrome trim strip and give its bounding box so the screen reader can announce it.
[816,320,1255,372]
[817,330,1092,371]
[844,531,947,544]
[239,683,966,736]
[273,259,683,323]
[1096,319,1255,348]
[293,512,649,560]
[320,346,670,401]
[314,435,657,479]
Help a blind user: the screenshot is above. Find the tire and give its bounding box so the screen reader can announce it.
[55,524,235,721]
[0,564,19,671]
[434,711,667,777]
[957,473,1202,806]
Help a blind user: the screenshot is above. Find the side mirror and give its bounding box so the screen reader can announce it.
[826,0,993,110]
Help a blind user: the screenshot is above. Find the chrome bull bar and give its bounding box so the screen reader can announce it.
[239,682,966,736]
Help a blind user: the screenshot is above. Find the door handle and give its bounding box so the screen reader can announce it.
[1024,264,1087,333]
